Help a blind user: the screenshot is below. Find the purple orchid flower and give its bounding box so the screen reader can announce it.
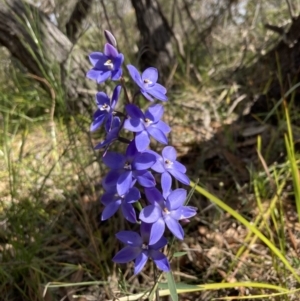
[127,65,168,102]
[101,186,140,223]
[113,223,170,274]
[149,146,190,196]
[140,187,197,244]
[87,43,124,83]
[90,85,121,132]
[94,116,122,150]
[102,141,156,195]
[124,104,171,151]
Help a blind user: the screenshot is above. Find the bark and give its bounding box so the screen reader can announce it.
[130,0,175,81]
[237,16,300,119]
[0,0,93,115]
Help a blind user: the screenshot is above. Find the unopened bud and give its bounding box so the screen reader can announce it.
[104,30,117,47]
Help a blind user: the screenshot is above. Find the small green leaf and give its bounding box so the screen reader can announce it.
[166,271,178,301]
[173,251,187,258]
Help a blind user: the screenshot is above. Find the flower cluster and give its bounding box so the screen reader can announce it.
[86,30,197,275]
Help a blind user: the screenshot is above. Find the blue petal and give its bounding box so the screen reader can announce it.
[153,121,171,134]
[145,104,164,122]
[168,169,190,185]
[165,216,184,240]
[125,104,145,119]
[124,118,144,132]
[132,152,156,170]
[125,140,138,159]
[101,191,117,205]
[142,67,158,84]
[96,92,110,107]
[103,152,126,169]
[139,205,161,223]
[153,83,167,94]
[173,206,197,220]
[102,169,121,189]
[86,69,101,81]
[162,146,177,161]
[111,85,122,108]
[161,172,172,197]
[151,157,165,173]
[114,53,124,70]
[135,131,150,151]
[144,187,164,204]
[124,187,140,203]
[134,252,148,274]
[148,88,168,101]
[104,43,118,58]
[101,199,121,220]
[141,90,155,102]
[127,65,144,89]
[149,218,165,245]
[113,246,141,263]
[88,52,104,66]
[166,188,187,210]
[116,231,142,246]
[117,171,133,195]
[150,236,168,250]
[134,170,156,187]
[147,127,168,145]
[111,68,122,81]
[151,251,170,272]
[121,203,137,223]
[97,71,111,83]
[173,161,187,173]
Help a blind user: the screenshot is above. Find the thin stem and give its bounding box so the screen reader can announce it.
[120,76,131,104]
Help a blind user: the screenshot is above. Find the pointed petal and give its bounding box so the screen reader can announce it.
[121,203,137,223]
[149,219,165,245]
[148,88,168,101]
[113,246,141,263]
[96,92,110,107]
[102,169,121,189]
[150,236,168,250]
[134,170,156,187]
[117,171,133,195]
[111,85,122,108]
[151,157,165,173]
[124,187,141,203]
[166,188,187,210]
[144,187,164,204]
[165,216,184,240]
[173,161,187,173]
[124,118,144,132]
[153,83,167,94]
[168,169,190,185]
[161,172,172,197]
[151,251,170,272]
[140,222,152,242]
[145,104,164,122]
[174,206,197,220]
[135,131,150,151]
[153,121,171,134]
[116,231,142,246]
[111,67,122,81]
[147,127,168,145]
[101,191,117,205]
[127,65,144,88]
[101,200,121,220]
[102,152,125,169]
[125,104,145,119]
[104,43,118,57]
[88,52,104,66]
[139,205,161,223]
[132,152,156,170]
[134,252,148,274]
[141,90,154,102]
